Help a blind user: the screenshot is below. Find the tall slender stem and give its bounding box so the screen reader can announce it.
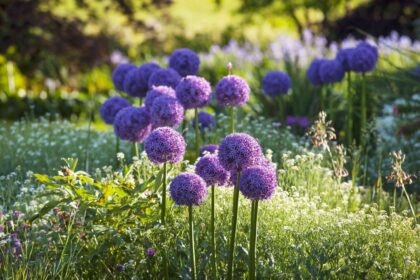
[115,136,120,166]
[189,205,197,280]
[194,108,200,157]
[161,162,167,225]
[347,72,353,145]
[249,200,259,280]
[328,85,334,121]
[229,106,235,133]
[361,72,367,143]
[211,185,216,279]
[133,142,139,159]
[320,86,325,112]
[227,171,241,280]
[402,185,417,222]
[393,186,397,210]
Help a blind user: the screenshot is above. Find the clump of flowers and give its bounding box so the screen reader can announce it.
[112,63,136,91]
[307,111,336,149]
[144,86,176,111]
[150,95,184,128]
[262,70,291,97]
[113,106,151,143]
[123,63,160,98]
[99,96,131,125]
[148,68,181,89]
[169,48,200,77]
[286,116,311,129]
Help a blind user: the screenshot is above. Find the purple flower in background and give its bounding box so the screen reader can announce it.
[144,86,176,111]
[218,133,263,172]
[11,233,22,256]
[148,68,181,89]
[319,59,345,84]
[195,155,229,186]
[239,166,277,200]
[169,48,200,77]
[348,42,378,73]
[150,96,184,128]
[175,76,212,109]
[286,116,297,126]
[13,210,20,219]
[114,106,151,142]
[336,48,354,71]
[144,127,186,164]
[116,264,124,272]
[100,96,131,124]
[191,112,216,131]
[357,41,379,63]
[306,59,326,86]
[170,173,208,206]
[215,75,250,106]
[123,63,160,98]
[147,248,156,257]
[199,144,219,157]
[297,117,310,128]
[262,71,291,97]
[112,63,136,92]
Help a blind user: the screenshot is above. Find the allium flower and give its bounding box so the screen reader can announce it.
[348,42,378,73]
[147,248,156,257]
[148,68,181,89]
[144,127,186,164]
[100,96,131,124]
[150,96,184,128]
[218,133,263,172]
[112,63,136,91]
[175,76,212,109]
[170,173,208,206]
[199,144,219,157]
[195,155,229,186]
[357,41,379,62]
[169,48,200,77]
[286,115,297,126]
[262,71,291,97]
[230,156,275,185]
[336,48,353,71]
[144,86,176,111]
[116,264,124,272]
[319,59,345,84]
[215,75,250,106]
[123,63,160,97]
[297,117,310,128]
[114,106,151,142]
[191,112,215,131]
[306,59,325,86]
[239,166,277,200]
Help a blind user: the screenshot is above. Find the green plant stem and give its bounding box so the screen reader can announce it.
[230,106,235,133]
[181,111,187,135]
[194,108,200,157]
[161,162,167,225]
[249,200,259,280]
[189,205,197,280]
[227,171,240,280]
[393,186,397,210]
[320,86,325,112]
[115,136,120,166]
[278,96,284,123]
[328,85,334,121]
[133,142,139,159]
[361,72,367,143]
[347,72,353,145]
[211,185,216,279]
[402,185,416,222]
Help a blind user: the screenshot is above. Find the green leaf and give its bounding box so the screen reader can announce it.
[29,198,72,222]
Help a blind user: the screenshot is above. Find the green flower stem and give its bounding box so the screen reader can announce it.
[115,136,120,165]
[402,185,417,222]
[278,97,285,123]
[161,161,167,225]
[393,186,397,210]
[320,86,325,112]
[328,85,334,121]
[211,185,216,279]
[227,171,241,280]
[361,72,367,143]
[133,142,139,159]
[249,200,259,280]
[347,72,353,146]
[181,111,187,135]
[189,205,197,280]
[195,108,200,157]
[230,106,235,133]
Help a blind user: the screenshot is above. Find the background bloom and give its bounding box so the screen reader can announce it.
[319,59,345,84]
[144,127,186,164]
[100,96,131,124]
[123,63,160,97]
[262,71,291,97]
[169,48,200,77]
[306,59,326,86]
[348,43,378,73]
[112,63,136,91]
[215,75,250,106]
[114,106,151,142]
[239,166,277,200]
[195,155,229,186]
[191,112,215,131]
[170,173,208,206]
[199,144,219,157]
[150,96,184,128]
[336,48,353,71]
[148,68,181,89]
[175,76,212,109]
[144,86,176,111]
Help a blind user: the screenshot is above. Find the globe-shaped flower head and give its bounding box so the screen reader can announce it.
[348,42,378,73]
[175,76,212,109]
[148,68,181,89]
[170,173,207,206]
[199,144,219,157]
[169,48,200,77]
[191,112,215,131]
[123,63,160,98]
[230,156,276,185]
[239,166,277,200]
[218,133,263,172]
[262,71,291,97]
[150,96,184,128]
[336,48,353,71]
[357,41,378,63]
[112,63,136,91]
[144,127,186,164]
[100,96,131,124]
[114,106,151,142]
[215,75,250,106]
[195,155,229,187]
[306,59,326,86]
[319,59,345,84]
[144,86,176,112]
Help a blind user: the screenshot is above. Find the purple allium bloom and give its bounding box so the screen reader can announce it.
[215,75,250,107]
[195,155,229,186]
[348,43,378,73]
[357,41,379,62]
[286,116,296,126]
[297,117,310,128]
[306,59,326,86]
[199,144,219,157]
[169,48,200,77]
[116,264,124,272]
[262,71,291,97]
[175,76,212,109]
[144,127,186,164]
[148,68,181,89]
[100,96,131,124]
[319,59,345,84]
[170,173,208,206]
[112,63,136,91]
[218,133,263,172]
[239,166,277,200]
[147,248,156,257]
[230,157,275,185]
[114,106,151,142]
[123,63,160,98]
[144,86,176,111]
[336,48,353,71]
[150,96,184,128]
[191,112,216,131]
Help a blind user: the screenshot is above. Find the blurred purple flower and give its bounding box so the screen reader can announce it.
[147,248,156,257]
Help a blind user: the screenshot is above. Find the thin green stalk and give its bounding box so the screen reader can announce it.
[211,185,216,279]
[361,72,367,143]
[133,142,139,159]
[227,171,241,280]
[278,96,284,123]
[249,200,259,280]
[115,136,120,166]
[393,186,397,210]
[229,106,235,133]
[84,109,93,173]
[347,72,353,145]
[402,185,416,221]
[328,85,334,121]
[194,108,200,157]
[320,86,325,112]
[189,205,197,280]
[181,111,187,135]
[161,162,167,225]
